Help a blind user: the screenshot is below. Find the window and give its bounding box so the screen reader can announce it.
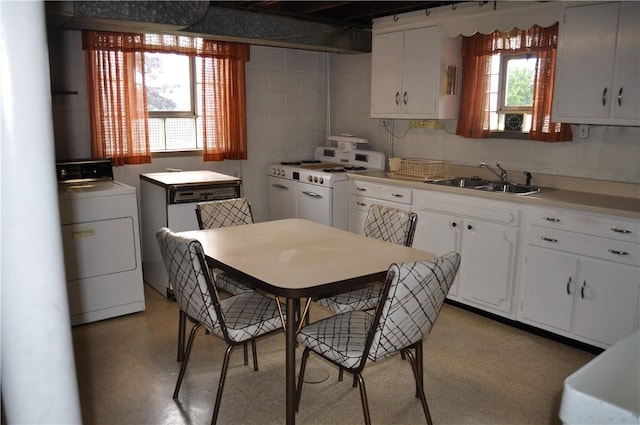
[83,31,250,165]
[488,53,537,133]
[455,24,572,142]
[145,53,203,151]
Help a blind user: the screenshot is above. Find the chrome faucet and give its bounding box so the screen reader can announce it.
[479,162,508,185]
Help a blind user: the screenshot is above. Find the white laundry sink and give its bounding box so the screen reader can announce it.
[559,328,640,424]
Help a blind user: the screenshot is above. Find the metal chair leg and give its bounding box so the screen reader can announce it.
[173,322,202,399]
[251,339,259,371]
[177,310,186,362]
[404,348,433,425]
[355,373,371,425]
[295,348,310,412]
[338,367,344,381]
[243,342,248,365]
[211,344,234,425]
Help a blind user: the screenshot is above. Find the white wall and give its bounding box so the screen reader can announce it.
[47,29,327,222]
[330,52,640,185]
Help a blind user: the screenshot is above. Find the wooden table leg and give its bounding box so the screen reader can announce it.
[286,297,298,425]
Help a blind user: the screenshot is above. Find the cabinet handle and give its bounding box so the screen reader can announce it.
[356,201,367,207]
[566,277,572,295]
[541,236,558,243]
[356,187,367,192]
[608,249,629,256]
[403,91,408,105]
[302,191,322,199]
[580,281,586,299]
[617,87,623,107]
[543,216,560,222]
[610,227,631,234]
[391,193,403,198]
[395,92,400,105]
[602,87,608,106]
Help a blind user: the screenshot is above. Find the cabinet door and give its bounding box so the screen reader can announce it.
[520,246,577,332]
[553,2,619,122]
[572,259,640,347]
[412,209,461,297]
[402,26,438,116]
[460,218,519,315]
[371,30,404,116]
[612,1,640,122]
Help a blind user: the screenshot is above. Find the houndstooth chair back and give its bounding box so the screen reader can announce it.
[156,227,225,334]
[196,198,253,230]
[363,204,417,247]
[368,252,460,362]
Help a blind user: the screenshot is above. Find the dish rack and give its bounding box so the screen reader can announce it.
[391,158,451,180]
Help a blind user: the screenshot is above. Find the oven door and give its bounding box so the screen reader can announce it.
[296,181,332,227]
[269,176,297,221]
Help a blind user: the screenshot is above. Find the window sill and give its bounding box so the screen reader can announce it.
[489,132,530,140]
[151,149,202,158]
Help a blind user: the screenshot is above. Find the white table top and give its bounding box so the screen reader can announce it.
[179,218,435,298]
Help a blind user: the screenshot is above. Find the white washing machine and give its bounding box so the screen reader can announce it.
[57,159,145,325]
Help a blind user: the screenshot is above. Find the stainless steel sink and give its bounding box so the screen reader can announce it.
[431,177,492,188]
[430,177,554,196]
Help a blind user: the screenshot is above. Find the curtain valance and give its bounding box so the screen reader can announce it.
[82,31,250,61]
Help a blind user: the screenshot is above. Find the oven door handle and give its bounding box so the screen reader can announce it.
[301,191,323,199]
[271,183,290,190]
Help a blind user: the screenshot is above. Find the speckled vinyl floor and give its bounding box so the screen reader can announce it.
[72,285,595,425]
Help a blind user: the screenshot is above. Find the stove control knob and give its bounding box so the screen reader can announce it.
[319,177,324,184]
[314,176,318,183]
[307,175,313,182]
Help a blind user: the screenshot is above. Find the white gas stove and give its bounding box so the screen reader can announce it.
[268,145,385,230]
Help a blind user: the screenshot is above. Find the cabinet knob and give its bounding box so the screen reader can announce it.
[580,281,586,299]
[395,92,400,105]
[566,276,572,295]
[403,91,408,105]
[451,222,457,228]
[467,224,473,230]
[602,87,608,106]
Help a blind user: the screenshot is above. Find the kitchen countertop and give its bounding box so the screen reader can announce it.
[348,170,640,219]
[139,170,241,188]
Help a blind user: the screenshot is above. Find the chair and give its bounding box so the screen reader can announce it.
[296,252,460,425]
[315,204,418,314]
[156,227,284,425]
[195,198,255,295]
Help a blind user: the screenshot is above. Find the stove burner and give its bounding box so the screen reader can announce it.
[301,160,321,164]
[344,166,367,171]
[281,161,301,166]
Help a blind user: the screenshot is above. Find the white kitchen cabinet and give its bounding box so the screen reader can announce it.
[518,206,640,348]
[553,1,640,126]
[348,180,412,234]
[371,24,460,119]
[413,189,521,318]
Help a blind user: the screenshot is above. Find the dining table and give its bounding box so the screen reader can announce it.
[178,218,435,425]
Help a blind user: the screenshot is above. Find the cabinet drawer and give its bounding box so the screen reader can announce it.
[350,180,412,205]
[414,190,520,226]
[528,206,639,244]
[350,196,411,213]
[529,225,640,267]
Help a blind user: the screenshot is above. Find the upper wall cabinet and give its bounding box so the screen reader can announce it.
[553,2,640,126]
[371,25,461,119]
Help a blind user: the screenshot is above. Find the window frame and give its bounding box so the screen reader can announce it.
[497,52,536,114]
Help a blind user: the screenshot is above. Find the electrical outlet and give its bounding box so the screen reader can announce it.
[409,120,422,128]
[409,120,444,130]
[578,124,589,139]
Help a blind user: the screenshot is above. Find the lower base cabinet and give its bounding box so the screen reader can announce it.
[412,190,521,318]
[518,206,640,348]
